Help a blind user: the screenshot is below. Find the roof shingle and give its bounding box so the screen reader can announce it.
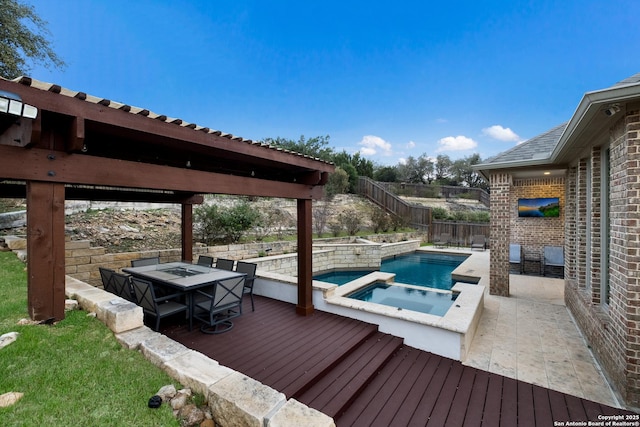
[481,122,568,166]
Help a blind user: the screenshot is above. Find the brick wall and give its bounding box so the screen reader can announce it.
[511,177,565,264]
[489,173,511,296]
[564,109,640,407]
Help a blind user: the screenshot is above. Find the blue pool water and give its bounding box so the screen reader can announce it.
[347,282,455,316]
[314,252,468,290]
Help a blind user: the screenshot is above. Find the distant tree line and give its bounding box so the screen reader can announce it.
[265,135,489,194]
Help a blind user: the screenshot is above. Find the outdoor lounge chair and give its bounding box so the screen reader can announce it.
[215,258,235,271]
[111,271,137,302]
[99,267,117,294]
[131,256,160,267]
[433,233,451,248]
[509,244,523,274]
[236,261,257,312]
[130,277,188,331]
[470,235,486,251]
[192,275,245,334]
[197,255,214,267]
[543,246,564,277]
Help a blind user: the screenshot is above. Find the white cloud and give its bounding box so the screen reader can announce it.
[436,135,477,152]
[482,125,520,142]
[406,141,416,149]
[358,135,393,157]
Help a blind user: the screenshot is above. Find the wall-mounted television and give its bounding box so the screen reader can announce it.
[518,197,560,218]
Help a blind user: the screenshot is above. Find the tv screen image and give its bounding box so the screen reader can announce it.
[518,197,560,218]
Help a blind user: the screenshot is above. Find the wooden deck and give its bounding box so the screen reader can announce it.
[161,295,635,426]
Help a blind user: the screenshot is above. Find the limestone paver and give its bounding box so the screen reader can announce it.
[464,273,621,408]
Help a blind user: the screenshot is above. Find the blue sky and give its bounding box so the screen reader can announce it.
[25,0,640,166]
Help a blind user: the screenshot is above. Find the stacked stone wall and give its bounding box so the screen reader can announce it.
[63,232,422,287]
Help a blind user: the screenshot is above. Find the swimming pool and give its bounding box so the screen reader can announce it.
[314,252,468,290]
[347,281,456,316]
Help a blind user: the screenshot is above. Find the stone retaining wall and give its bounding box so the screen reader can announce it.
[60,231,425,287]
[65,276,334,426]
[2,231,424,287]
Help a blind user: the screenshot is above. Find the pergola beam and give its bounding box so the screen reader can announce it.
[0,145,323,200]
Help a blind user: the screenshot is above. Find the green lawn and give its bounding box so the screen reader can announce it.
[0,252,180,426]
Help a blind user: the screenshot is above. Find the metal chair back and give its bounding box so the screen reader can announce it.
[193,275,244,334]
[131,256,160,267]
[215,258,235,271]
[99,267,116,294]
[197,255,214,267]
[131,277,156,313]
[112,272,136,302]
[236,261,257,312]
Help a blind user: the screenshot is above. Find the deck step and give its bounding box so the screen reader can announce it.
[274,322,379,398]
[295,331,404,418]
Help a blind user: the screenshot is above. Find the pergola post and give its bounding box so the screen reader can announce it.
[26,181,66,321]
[181,203,193,262]
[296,198,313,315]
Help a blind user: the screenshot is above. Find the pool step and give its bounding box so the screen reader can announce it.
[293,331,404,418]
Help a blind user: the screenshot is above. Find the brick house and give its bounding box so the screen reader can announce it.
[475,73,640,408]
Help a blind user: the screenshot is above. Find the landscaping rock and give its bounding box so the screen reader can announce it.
[178,403,205,426]
[0,391,23,408]
[157,384,177,402]
[170,388,192,410]
[0,332,19,350]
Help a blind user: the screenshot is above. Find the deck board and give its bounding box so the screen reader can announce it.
[160,295,636,426]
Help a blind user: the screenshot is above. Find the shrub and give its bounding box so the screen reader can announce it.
[370,207,391,233]
[253,206,292,241]
[338,208,362,236]
[390,213,409,231]
[432,207,448,220]
[313,200,332,237]
[329,221,343,237]
[195,201,259,244]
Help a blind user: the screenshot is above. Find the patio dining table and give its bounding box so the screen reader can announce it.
[123,261,246,331]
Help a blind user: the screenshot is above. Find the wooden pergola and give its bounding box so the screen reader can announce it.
[0,76,333,322]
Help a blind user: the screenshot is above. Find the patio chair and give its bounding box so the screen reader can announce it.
[197,255,214,267]
[470,235,486,251]
[130,277,188,331]
[509,244,523,274]
[192,275,245,334]
[99,267,117,294]
[131,256,160,267]
[111,271,137,302]
[433,233,451,248]
[215,258,235,271]
[236,261,257,312]
[543,246,564,277]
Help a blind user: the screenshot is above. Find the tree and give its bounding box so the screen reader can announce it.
[324,166,350,199]
[264,135,334,162]
[397,155,433,184]
[434,154,452,184]
[373,165,398,182]
[0,0,65,78]
[450,153,485,188]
